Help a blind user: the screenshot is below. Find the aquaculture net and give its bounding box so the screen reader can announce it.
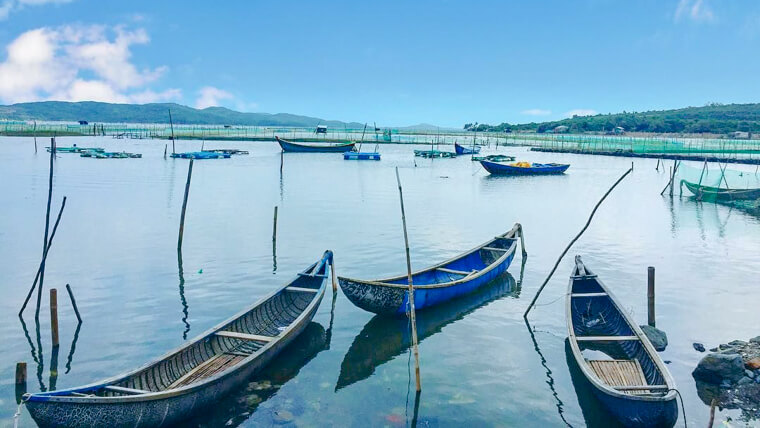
[676,163,760,205]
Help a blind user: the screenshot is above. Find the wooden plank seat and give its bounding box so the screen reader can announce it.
[169,353,246,389]
[587,359,662,395]
[437,267,475,276]
[216,331,274,342]
[286,286,319,293]
[576,336,638,342]
[105,386,148,395]
[571,292,608,297]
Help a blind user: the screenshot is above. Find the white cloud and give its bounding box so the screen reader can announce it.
[0,25,180,104]
[521,108,551,116]
[564,109,597,118]
[195,86,233,109]
[675,0,714,23]
[0,0,72,20]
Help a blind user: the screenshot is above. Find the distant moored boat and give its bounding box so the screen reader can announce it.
[276,136,355,153]
[480,160,569,175]
[454,142,481,155]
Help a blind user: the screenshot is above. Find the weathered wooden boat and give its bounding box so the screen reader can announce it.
[480,160,569,175]
[276,136,355,153]
[339,223,524,316]
[454,142,481,155]
[47,146,105,154]
[413,149,457,158]
[170,151,231,159]
[471,154,515,162]
[680,179,760,201]
[23,251,334,428]
[567,256,678,427]
[343,151,381,160]
[337,273,516,390]
[81,151,142,159]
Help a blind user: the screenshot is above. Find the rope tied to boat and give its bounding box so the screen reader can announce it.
[668,388,688,428]
[12,401,24,428]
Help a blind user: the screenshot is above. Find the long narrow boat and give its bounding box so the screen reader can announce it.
[567,256,678,427]
[454,142,481,155]
[413,149,457,158]
[24,251,334,428]
[276,136,356,153]
[338,223,524,316]
[47,146,105,154]
[170,151,230,159]
[681,179,760,201]
[471,154,515,162]
[480,160,569,175]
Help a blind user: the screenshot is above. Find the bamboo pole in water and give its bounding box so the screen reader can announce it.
[50,288,59,348]
[395,167,422,392]
[36,137,56,320]
[65,284,82,324]
[177,159,194,250]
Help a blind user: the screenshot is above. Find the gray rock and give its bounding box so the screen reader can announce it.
[640,325,668,351]
[750,336,760,345]
[693,353,746,384]
[738,377,754,386]
[729,340,748,347]
[710,347,719,352]
[273,410,294,424]
[720,349,740,355]
[694,343,706,352]
[746,370,756,379]
[719,344,732,350]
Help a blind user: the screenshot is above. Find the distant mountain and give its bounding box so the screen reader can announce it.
[0,101,364,128]
[395,123,457,132]
[470,103,760,134]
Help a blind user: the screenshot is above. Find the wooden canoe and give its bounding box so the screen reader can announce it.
[480,160,569,175]
[681,179,760,201]
[23,251,333,428]
[276,136,356,153]
[454,142,481,155]
[338,224,524,316]
[567,256,678,427]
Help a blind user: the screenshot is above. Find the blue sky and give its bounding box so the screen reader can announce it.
[1,0,759,127]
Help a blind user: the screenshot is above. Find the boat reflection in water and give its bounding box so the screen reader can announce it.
[336,272,519,391]
[564,339,624,428]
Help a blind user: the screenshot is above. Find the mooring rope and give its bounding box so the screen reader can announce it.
[13,402,23,428]
[668,388,688,428]
[405,298,413,427]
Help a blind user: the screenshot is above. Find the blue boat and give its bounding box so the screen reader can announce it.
[344,151,381,160]
[24,251,334,428]
[170,151,231,159]
[480,160,569,175]
[567,256,678,427]
[276,136,355,153]
[338,224,524,315]
[454,142,481,155]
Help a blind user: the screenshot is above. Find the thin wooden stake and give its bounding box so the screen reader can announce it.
[524,166,633,317]
[15,362,27,385]
[50,288,59,348]
[20,197,67,316]
[33,120,37,153]
[395,167,422,392]
[65,284,82,324]
[177,159,194,250]
[708,398,717,427]
[169,109,176,154]
[164,144,167,159]
[272,206,278,243]
[37,137,56,320]
[330,257,337,292]
[647,267,655,327]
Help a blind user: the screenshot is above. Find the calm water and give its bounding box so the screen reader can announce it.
[2,137,760,427]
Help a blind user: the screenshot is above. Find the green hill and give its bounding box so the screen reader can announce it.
[0,101,363,128]
[468,103,760,134]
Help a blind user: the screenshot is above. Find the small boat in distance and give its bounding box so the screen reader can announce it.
[339,223,524,315]
[24,251,334,428]
[680,179,760,201]
[81,151,142,159]
[171,151,231,159]
[344,152,380,160]
[455,142,481,155]
[480,160,569,175]
[472,154,515,162]
[413,149,457,158]
[567,256,678,427]
[47,146,104,154]
[276,136,356,153]
[202,149,249,155]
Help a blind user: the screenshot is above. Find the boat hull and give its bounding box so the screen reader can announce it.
[339,226,520,316]
[455,143,480,155]
[681,180,760,201]
[277,137,355,153]
[344,152,381,160]
[591,386,678,427]
[480,160,569,175]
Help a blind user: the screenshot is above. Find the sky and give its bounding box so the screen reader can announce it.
[1,0,760,127]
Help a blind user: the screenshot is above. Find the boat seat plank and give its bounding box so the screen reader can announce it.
[437,267,474,276]
[587,359,654,395]
[216,331,274,342]
[105,385,148,395]
[481,246,508,252]
[169,353,245,389]
[571,292,608,297]
[576,336,638,342]
[286,286,319,293]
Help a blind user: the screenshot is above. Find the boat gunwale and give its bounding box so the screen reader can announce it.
[24,251,332,404]
[565,257,676,403]
[681,179,760,198]
[276,136,356,149]
[337,224,520,290]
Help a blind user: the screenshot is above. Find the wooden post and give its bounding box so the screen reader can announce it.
[177,159,194,250]
[37,137,56,320]
[272,206,278,243]
[65,284,82,324]
[647,267,655,327]
[330,257,337,292]
[15,362,26,385]
[50,288,59,347]
[395,167,422,392]
[669,160,677,196]
[164,144,167,158]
